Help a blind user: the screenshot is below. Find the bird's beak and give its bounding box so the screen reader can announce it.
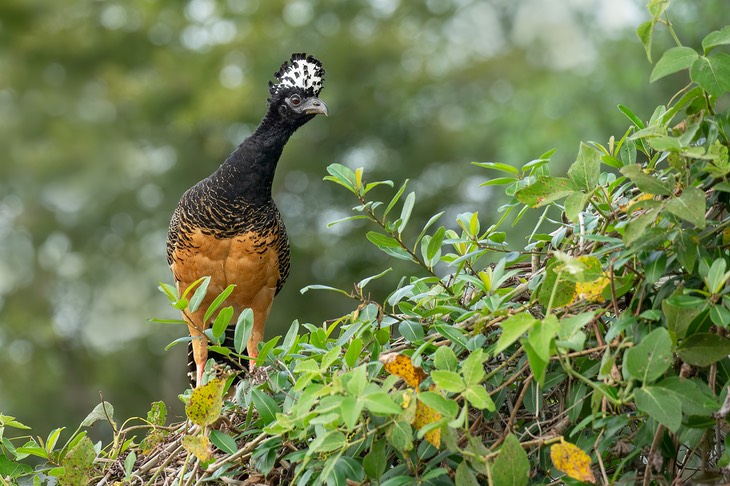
[301,97,329,116]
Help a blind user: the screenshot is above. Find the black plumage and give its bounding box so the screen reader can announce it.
[166,53,327,385]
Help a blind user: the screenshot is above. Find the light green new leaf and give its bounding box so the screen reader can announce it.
[650,46,699,82]
[634,385,682,432]
[362,392,403,416]
[564,191,590,223]
[624,327,672,384]
[703,26,730,55]
[463,385,495,411]
[461,349,486,386]
[494,312,538,355]
[636,20,655,62]
[666,187,706,229]
[81,401,115,428]
[567,143,601,191]
[431,370,466,394]
[690,53,730,97]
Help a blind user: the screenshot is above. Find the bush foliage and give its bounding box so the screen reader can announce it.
[4,2,730,484]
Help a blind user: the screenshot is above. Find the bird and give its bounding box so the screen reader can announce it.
[166,53,327,386]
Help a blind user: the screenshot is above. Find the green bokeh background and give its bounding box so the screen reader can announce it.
[0,0,723,435]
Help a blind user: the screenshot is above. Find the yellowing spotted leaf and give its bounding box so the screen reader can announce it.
[185,377,225,426]
[550,439,596,484]
[379,352,427,388]
[574,277,609,303]
[182,435,213,462]
[414,398,442,448]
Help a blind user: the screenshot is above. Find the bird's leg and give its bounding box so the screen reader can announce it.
[247,310,266,371]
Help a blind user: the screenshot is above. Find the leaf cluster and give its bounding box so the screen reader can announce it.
[3,2,730,484]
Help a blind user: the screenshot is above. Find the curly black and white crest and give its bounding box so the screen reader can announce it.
[268,53,325,102]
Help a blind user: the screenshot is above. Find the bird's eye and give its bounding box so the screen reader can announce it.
[290,95,301,106]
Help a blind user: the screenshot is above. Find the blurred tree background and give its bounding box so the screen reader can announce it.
[0,0,725,435]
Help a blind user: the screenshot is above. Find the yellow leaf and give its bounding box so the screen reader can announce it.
[550,439,596,484]
[182,435,213,462]
[379,352,427,388]
[185,377,225,426]
[574,277,610,303]
[414,398,442,448]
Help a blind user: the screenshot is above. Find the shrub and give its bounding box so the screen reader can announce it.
[3,2,730,484]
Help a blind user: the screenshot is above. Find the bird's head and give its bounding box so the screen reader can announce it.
[267,53,328,128]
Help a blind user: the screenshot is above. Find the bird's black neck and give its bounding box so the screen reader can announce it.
[210,110,298,205]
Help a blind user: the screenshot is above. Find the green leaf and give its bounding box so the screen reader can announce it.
[324,163,357,192]
[455,460,480,486]
[636,20,655,63]
[619,164,671,195]
[515,176,576,208]
[418,391,459,419]
[492,433,530,486]
[624,327,673,383]
[386,420,413,452]
[564,191,590,223]
[537,259,576,309]
[623,210,659,246]
[431,370,466,393]
[675,229,698,273]
[366,232,412,261]
[188,276,211,313]
[233,308,254,355]
[494,312,538,355]
[58,436,96,486]
[690,53,730,97]
[523,339,548,386]
[255,336,280,366]
[309,431,346,455]
[634,385,682,433]
[434,346,458,372]
[677,333,730,367]
[344,338,363,368]
[660,377,719,417]
[363,440,387,480]
[650,46,699,82]
[340,396,364,431]
[397,191,416,235]
[666,187,706,229]
[663,295,705,339]
[209,430,237,454]
[398,321,424,343]
[528,315,560,363]
[211,306,233,341]
[362,392,403,416]
[472,161,519,175]
[461,349,486,386]
[463,385,495,411]
[124,450,136,480]
[383,180,409,219]
[567,142,601,191]
[647,0,669,18]
[251,388,279,424]
[203,284,236,324]
[81,401,115,428]
[703,26,730,55]
[618,104,646,130]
